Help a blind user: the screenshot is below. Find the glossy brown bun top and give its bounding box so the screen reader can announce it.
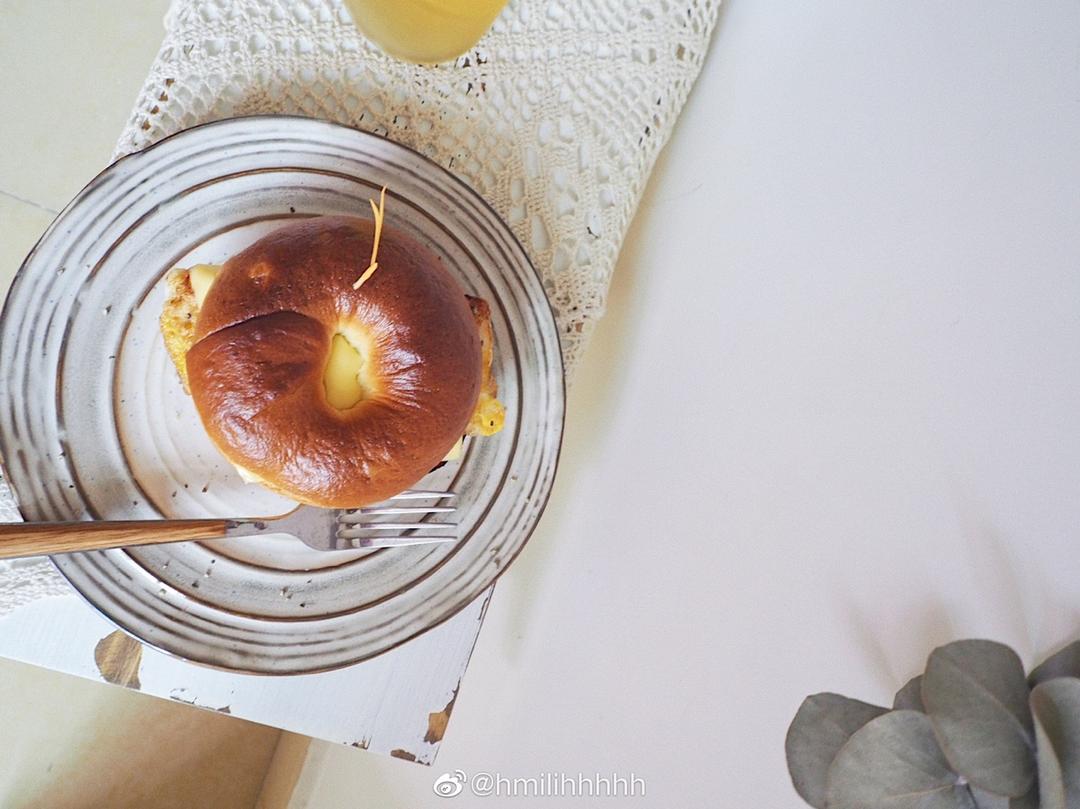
[186,216,482,508]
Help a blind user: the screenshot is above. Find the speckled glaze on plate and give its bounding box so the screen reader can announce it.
[0,116,564,674]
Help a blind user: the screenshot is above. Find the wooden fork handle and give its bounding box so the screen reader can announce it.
[0,520,229,559]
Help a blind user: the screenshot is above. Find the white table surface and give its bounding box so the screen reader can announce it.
[3,1,1080,806]
[286,1,1080,806]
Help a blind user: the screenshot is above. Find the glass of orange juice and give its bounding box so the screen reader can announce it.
[342,0,509,64]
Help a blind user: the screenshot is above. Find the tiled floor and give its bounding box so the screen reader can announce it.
[0,3,291,808]
[0,657,281,809]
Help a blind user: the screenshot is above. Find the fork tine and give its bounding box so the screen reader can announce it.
[388,490,455,500]
[356,506,455,516]
[348,536,458,548]
[341,522,458,532]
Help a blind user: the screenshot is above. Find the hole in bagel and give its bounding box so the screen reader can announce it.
[324,325,378,410]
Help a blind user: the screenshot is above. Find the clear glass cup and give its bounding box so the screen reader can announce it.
[342,0,509,64]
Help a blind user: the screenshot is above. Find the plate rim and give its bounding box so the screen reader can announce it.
[0,114,567,674]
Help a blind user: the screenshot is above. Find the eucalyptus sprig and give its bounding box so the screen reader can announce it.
[786,639,1080,809]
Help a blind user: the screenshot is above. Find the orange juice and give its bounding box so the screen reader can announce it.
[343,0,509,64]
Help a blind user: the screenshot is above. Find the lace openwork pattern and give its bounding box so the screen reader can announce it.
[0,0,719,616]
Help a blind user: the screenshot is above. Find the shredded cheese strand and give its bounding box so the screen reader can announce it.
[353,185,387,290]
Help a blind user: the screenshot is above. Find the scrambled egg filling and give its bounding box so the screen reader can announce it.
[465,296,506,438]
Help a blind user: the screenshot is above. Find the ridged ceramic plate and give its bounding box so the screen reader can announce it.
[0,116,564,674]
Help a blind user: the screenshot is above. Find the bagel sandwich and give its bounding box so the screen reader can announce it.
[159,215,505,508]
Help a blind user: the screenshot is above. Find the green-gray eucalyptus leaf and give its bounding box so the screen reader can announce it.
[785,693,887,808]
[824,710,976,809]
[1033,704,1065,809]
[969,788,1009,809]
[923,640,1035,797]
[1030,678,1080,809]
[970,787,1037,809]
[894,675,925,712]
[1029,642,1080,688]
[1008,786,1039,809]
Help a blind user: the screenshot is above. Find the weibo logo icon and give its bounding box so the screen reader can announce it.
[433,769,467,798]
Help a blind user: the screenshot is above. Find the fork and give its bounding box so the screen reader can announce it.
[0,490,457,560]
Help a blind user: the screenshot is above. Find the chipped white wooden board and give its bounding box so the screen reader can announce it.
[0,586,490,764]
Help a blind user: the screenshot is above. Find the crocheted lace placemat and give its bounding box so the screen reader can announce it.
[1,0,719,616]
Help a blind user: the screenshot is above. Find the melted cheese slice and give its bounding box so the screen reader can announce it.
[324,333,369,410]
[443,436,464,462]
[234,464,267,484]
[189,263,220,307]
